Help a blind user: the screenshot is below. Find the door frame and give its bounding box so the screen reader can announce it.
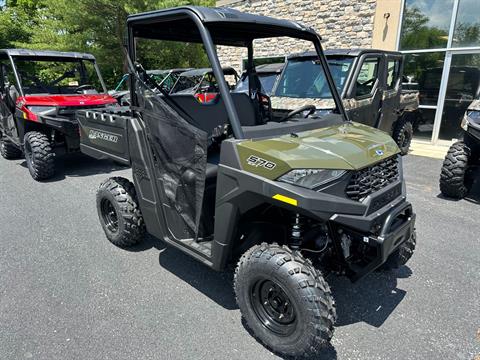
[432,48,480,143]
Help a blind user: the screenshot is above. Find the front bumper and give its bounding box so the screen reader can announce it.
[41,115,79,138]
[331,200,415,281]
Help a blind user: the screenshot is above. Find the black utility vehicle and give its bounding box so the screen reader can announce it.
[235,62,284,94]
[78,7,416,357]
[272,49,419,154]
[0,49,116,180]
[440,99,480,198]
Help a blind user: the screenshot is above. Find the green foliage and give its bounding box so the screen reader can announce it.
[400,6,449,50]
[0,0,214,87]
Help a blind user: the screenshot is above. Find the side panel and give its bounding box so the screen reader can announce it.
[127,115,214,266]
[77,110,130,165]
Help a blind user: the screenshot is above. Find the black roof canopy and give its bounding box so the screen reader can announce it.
[127,6,320,47]
[178,66,238,78]
[0,48,96,61]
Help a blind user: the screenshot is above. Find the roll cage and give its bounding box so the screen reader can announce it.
[0,49,108,96]
[126,6,348,140]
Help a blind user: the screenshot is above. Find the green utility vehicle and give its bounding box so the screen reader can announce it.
[440,99,480,198]
[271,49,419,155]
[78,7,417,358]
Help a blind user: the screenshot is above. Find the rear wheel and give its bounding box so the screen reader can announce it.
[96,177,145,247]
[0,136,22,159]
[234,243,336,358]
[24,131,55,180]
[392,116,414,155]
[439,141,472,199]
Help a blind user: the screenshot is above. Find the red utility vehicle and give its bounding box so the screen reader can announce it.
[0,49,117,180]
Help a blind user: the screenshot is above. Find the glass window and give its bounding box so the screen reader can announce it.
[439,53,480,140]
[414,108,437,139]
[326,56,355,93]
[274,58,335,99]
[453,0,480,48]
[354,57,379,98]
[12,59,104,95]
[403,52,446,105]
[386,60,401,89]
[400,0,454,50]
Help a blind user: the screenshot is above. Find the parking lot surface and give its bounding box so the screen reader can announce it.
[0,154,479,360]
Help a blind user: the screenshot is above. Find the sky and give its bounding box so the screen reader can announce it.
[406,0,480,30]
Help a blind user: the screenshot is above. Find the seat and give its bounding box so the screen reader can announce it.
[169,92,258,136]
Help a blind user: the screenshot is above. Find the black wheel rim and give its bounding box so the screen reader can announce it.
[100,198,119,234]
[250,278,297,336]
[24,140,34,169]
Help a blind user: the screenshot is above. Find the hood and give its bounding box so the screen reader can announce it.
[19,94,117,107]
[237,122,400,180]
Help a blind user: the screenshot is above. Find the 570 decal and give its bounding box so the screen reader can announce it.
[246,155,276,170]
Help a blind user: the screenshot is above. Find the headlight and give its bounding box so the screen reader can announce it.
[27,106,56,115]
[277,169,346,189]
[462,111,480,130]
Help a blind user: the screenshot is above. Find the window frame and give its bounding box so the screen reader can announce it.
[385,56,402,91]
[349,54,382,100]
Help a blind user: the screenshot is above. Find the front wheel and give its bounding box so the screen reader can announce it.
[439,141,472,199]
[24,131,55,180]
[96,177,145,247]
[234,243,336,358]
[392,116,414,155]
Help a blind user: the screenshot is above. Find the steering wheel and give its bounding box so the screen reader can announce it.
[74,84,95,93]
[281,105,316,121]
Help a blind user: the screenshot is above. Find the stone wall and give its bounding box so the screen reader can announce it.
[216,0,377,71]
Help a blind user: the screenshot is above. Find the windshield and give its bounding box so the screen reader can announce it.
[274,56,354,99]
[235,73,279,94]
[12,58,104,95]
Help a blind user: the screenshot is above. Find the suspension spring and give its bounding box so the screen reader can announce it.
[290,213,304,249]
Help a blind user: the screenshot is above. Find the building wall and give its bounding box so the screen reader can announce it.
[371,0,403,50]
[216,0,378,71]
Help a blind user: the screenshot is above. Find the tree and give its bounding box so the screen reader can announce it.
[2,0,214,87]
[400,6,449,51]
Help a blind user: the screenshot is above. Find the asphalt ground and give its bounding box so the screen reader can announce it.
[0,153,479,360]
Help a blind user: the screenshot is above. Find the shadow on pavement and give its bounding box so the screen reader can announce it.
[154,242,412,330]
[19,153,129,182]
[148,241,414,359]
[158,246,238,310]
[329,266,412,328]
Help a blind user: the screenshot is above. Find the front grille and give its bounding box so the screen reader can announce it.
[346,156,400,201]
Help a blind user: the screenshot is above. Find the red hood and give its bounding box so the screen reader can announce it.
[18,94,117,107]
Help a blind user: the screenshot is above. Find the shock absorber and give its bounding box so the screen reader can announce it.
[290,213,304,250]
